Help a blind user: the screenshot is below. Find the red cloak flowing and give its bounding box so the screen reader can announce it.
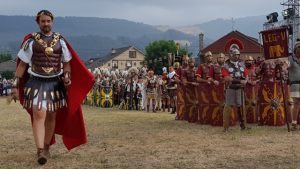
[17,34,95,150]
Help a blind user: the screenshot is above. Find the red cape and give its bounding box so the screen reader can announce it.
[18,34,95,150]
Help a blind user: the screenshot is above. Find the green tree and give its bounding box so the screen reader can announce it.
[1,71,14,79]
[0,53,13,63]
[145,40,188,74]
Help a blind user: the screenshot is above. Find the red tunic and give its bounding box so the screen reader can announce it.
[195,64,214,79]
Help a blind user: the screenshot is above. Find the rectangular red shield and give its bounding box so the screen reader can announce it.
[258,82,288,126]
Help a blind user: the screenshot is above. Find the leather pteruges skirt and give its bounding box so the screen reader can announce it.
[23,75,67,113]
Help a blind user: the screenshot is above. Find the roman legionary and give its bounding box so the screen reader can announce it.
[156,75,162,111]
[259,61,276,82]
[223,48,250,132]
[245,56,259,85]
[167,65,177,114]
[161,67,169,112]
[244,55,259,123]
[175,55,189,82]
[212,53,226,82]
[288,40,300,131]
[137,76,144,110]
[196,51,217,85]
[182,58,198,86]
[124,67,139,110]
[10,10,94,165]
[182,58,198,122]
[217,53,226,67]
[174,55,189,120]
[145,68,158,112]
[210,53,230,126]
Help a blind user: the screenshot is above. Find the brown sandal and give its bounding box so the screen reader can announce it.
[37,148,47,165]
[291,124,298,131]
[44,144,51,157]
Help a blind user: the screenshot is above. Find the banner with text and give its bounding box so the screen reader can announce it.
[261,28,289,60]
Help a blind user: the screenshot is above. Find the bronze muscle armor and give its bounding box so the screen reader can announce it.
[31,33,62,76]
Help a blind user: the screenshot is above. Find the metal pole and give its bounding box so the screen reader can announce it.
[277,65,291,132]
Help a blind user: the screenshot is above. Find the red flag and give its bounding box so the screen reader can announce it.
[261,27,289,60]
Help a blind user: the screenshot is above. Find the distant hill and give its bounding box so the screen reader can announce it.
[0,15,267,61]
[176,15,266,41]
[0,15,198,60]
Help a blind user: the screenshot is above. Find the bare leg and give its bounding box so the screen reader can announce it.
[291,98,300,130]
[152,99,156,112]
[44,112,56,145]
[223,106,231,132]
[237,107,246,129]
[162,98,165,112]
[147,98,150,112]
[167,98,170,112]
[32,108,46,149]
[43,112,56,156]
[32,107,47,164]
[171,98,176,114]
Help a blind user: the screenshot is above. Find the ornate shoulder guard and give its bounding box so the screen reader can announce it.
[22,38,34,51]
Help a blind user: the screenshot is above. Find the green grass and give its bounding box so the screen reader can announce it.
[0,98,299,169]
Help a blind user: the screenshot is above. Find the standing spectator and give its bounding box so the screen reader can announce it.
[2,78,8,96]
[0,78,3,96]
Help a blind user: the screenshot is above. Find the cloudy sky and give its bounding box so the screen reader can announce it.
[0,0,286,26]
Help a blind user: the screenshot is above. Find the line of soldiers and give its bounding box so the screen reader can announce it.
[84,43,300,132]
[84,66,178,113]
[174,47,300,132]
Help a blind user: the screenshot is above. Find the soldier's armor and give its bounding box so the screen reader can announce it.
[225,60,245,80]
[101,77,111,87]
[167,73,177,98]
[146,76,157,93]
[176,65,187,80]
[260,62,276,82]
[167,73,177,89]
[275,65,288,81]
[289,55,300,82]
[247,66,258,82]
[213,64,224,81]
[224,60,246,89]
[184,67,197,82]
[31,33,62,76]
[160,78,168,98]
[199,64,211,79]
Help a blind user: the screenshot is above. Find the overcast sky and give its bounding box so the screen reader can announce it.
[0,0,286,26]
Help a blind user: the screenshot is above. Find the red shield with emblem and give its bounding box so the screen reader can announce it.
[184,84,198,123]
[210,83,225,126]
[197,83,212,124]
[176,84,186,120]
[258,82,288,126]
[244,83,259,123]
[209,83,237,126]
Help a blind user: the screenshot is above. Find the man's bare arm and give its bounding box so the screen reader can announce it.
[15,60,28,79]
[63,62,71,86]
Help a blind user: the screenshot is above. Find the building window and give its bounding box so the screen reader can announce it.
[133,62,136,66]
[108,63,111,67]
[129,51,136,58]
[113,63,118,68]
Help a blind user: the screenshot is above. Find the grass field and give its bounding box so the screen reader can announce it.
[0,97,299,169]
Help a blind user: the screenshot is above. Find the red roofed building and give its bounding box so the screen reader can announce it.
[201,31,263,61]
